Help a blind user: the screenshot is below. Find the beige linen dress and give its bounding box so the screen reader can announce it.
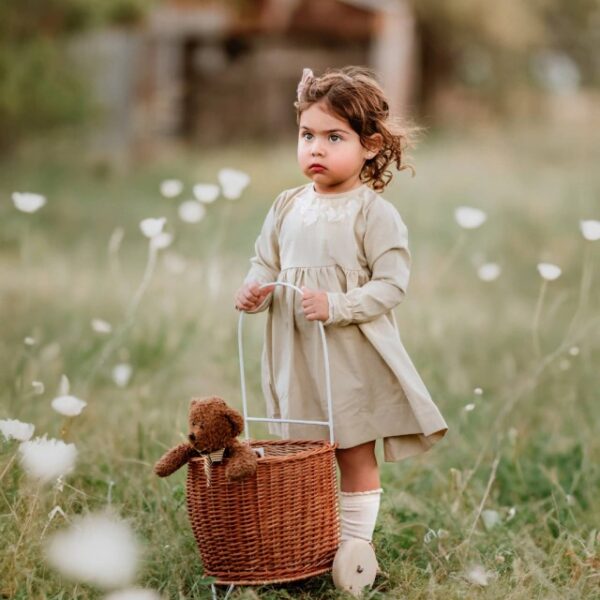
[243,182,448,462]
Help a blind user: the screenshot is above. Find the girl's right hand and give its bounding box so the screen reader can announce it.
[234,281,275,312]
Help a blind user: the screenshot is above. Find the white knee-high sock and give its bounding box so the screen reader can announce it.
[339,488,383,542]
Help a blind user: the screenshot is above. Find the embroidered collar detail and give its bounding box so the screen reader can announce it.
[297,185,364,225]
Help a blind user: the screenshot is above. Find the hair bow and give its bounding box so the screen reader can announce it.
[296,68,314,102]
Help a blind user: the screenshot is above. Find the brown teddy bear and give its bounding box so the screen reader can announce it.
[154,396,258,482]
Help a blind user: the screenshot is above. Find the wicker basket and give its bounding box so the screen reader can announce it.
[187,439,339,585]
[185,282,340,585]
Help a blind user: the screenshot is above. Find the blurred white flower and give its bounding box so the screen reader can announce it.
[59,374,70,395]
[92,318,113,334]
[477,262,501,282]
[32,380,45,394]
[150,232,173,250]
[51,395,87,417]
[0,419,35,442]
[160,179,183,199]
[163,251,187,275]
[45,510,140,589]
[436,528,449,539]
[19,435,77,483]
[454,206,487,229]
[506,506,517,521]
[104,590,162,600]
[568,346,580,356]
[139,217,166,239]
[481,509,501,530]
[464,563,490,586]
[559,359,570,371]
[464,403,476,412]
[193,183,220,203]
[112,363,132,388]
[12,192,47,213]
[537,262,561,281]
[423,528,437,543]
[473,387,483,396]
[218,168,250,199]
[24,336,36,346]
[580,220,600,241]
[178,200,206,223]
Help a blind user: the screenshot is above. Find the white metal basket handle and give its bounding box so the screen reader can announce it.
[238,281,334,443]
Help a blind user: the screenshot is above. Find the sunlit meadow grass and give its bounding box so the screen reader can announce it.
[1,121,599,599]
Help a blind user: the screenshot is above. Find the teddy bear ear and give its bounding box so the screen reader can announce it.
[190,398,200,406]
[224,408,244,437]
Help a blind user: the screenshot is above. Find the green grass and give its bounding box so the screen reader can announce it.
[1,121,599,599]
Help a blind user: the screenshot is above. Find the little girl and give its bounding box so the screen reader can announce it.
[234,66,448,559]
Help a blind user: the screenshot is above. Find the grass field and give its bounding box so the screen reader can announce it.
[1,121,599,599]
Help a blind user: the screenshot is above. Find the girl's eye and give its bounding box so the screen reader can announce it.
[302,132,313,140]
[329,134,341,142]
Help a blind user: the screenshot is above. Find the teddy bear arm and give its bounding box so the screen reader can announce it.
[154,442,196,477]
[225,440,258,482]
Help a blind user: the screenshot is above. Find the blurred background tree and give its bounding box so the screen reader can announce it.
[0,0,597,155]
[0,0,154,153]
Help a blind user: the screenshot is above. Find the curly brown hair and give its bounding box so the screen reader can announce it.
[294,66,423,192]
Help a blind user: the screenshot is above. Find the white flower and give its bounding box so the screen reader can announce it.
[178,201,206,223]
[32,380,45,394]
[559,359,570,370]
[150,232,173,250]
[454,206,487,229]
[193,183,220,203]
[139,217,166,239]
[464,563,490,586]
[104,589,162,600]
[160,179,183,199]
[464,403,476,411]
[537,262,561,281]
[12,192,47,213]
[580,219,600,241]
[162,251,187,274]
[568,346,579,356]
[91,318,112,334]
[473,387,483,396]
[24,336,36,346]
[112,363,132,388]
[423,528,437,543]
[58,374,70,395]
[506,506,517,521]
[51,395,87,417]
[45,510,140,589]
[477,262,501,282]
[0,419,35,442]
[217,168,250,199]
[481,509,501,530]
[19,435,77,483]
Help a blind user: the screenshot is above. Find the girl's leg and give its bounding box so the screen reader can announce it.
[336,440,380,492]
[336,440,382,544]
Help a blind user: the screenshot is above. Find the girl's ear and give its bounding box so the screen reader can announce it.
[364,133,383,158]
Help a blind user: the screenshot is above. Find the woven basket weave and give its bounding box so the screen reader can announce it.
[186,439,340,585]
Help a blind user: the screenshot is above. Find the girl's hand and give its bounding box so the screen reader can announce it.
[300,287,329,322]
[235,281,275,311]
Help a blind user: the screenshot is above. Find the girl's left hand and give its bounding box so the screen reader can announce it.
[300,287,329,322]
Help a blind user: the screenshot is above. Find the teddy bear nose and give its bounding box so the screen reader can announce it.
[188,433,196,442]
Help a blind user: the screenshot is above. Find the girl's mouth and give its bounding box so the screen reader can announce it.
[309,164,326,172]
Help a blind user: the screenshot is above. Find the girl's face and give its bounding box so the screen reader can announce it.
[297,101,380,194]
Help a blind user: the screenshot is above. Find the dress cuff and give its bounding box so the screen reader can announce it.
[324,292,352,326]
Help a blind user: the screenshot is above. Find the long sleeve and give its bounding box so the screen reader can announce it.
[324,199,411,326]
[242,194,282,314]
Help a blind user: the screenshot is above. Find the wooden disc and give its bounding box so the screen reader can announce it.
[332,539,378,597]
